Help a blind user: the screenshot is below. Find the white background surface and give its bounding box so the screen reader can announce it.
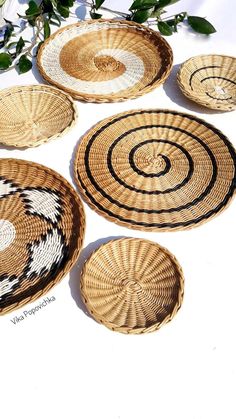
[0,1,235,418]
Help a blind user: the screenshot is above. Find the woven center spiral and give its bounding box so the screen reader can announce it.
[94,55,120,72]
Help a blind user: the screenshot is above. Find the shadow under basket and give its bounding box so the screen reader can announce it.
[80,238,184,334]
[177,54,236,111]
[0,158,85,315]
[0,85,77,148]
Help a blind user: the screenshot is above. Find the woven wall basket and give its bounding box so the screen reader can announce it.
[177,54,236,111]
[37,19,173,103]
[80,238,184,334]
[75,109,236,232]
[0,85,77,148]
[0,159,85,315]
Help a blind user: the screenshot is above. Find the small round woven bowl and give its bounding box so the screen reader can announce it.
[80,238,184,334]
[75,109,236,232]
[177,54,236,111]
[0,158,85,315]
[37,19,173,103]
[0,85,77,148]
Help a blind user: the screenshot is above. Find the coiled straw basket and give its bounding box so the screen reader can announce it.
[177,54,236,111]
[80,238,184,334]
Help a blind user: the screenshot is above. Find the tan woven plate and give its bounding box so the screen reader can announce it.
[0,85,77,148]
[75,109,236,232]
[37,19,173,103]
[81,238,184,334]
[0,159,85,315]
[177,54,236,111]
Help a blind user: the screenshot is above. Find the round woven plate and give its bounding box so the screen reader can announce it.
[37,19,173,103]
[0,159,85,315]
[177,54,236,111]
[81,238,184,334]
[0,85,77,148]
[75,109,236,232]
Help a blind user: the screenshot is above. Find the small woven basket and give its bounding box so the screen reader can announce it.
[37,19,173,103]
[75,109,236,232]
[80,238,184,334]
[0,85,77,148]
[177,54,236,111]
[0,158,85,315]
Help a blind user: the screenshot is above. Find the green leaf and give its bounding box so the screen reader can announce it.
[90,11,102,19]
[60,0,74,6]
[57,4,70,18]
[42,0,53,13]
[187,16,216,34]
[16,37,25,55]
[95,0,105,9]
[129,0,157,11]
[0,52,12,70]
[17,55,32,74]
[25,0,40,16]
[155,0,172,7]
[49,12,61,26]
[158,21,173,35]
[0,0,7,6]
[132,8,154,23]
[3,22,14,46]
[43,20,51,39]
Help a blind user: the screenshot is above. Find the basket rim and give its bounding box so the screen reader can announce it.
[74,108,236,233]
[0,84,77,148]
[177,54,236,111]
[37,19,173,103]
[0,157,86,315]
[80,237,185,334]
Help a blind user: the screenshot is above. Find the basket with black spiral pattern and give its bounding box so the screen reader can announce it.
[177,54,236,111]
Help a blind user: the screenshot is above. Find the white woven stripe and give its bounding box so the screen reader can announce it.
[0,219,16,251]
[41,23,145,95]
[0,275,19,299]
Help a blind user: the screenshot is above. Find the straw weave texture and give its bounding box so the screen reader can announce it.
[80,238,184,334]
[37,20,173,102]
[0,159,85,315]
[0,85,77,148]
[177,54,236,111]
[75,109,236,232]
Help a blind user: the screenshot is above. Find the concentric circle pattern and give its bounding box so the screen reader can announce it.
[75,109,236,231]
[80,238,184,334]
[0,85,77,148]
[37,20,173,102]
[0,159,85,315]
[177,54,236,111]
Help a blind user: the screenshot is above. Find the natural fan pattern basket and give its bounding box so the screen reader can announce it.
[80,238,184,334]
[177,54,236,111]
[0,159,85,315]
[0,85,77,148]
[75,109,236,232]
[37,19,173,103]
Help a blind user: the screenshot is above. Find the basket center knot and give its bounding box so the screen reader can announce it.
[123,279,142,293]
[214,85,227,96]
[94,55,120,72]
[148,154,166,169]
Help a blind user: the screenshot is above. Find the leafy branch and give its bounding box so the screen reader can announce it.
[90,0,216,36]
[0,0,216,74]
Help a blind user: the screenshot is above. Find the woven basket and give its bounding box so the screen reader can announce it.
[37,19,173,103]
[0,85,77,148]
[80,238,184,334]
[0,158,85,315]
[177,54,236,111]
[75,109,236,232]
